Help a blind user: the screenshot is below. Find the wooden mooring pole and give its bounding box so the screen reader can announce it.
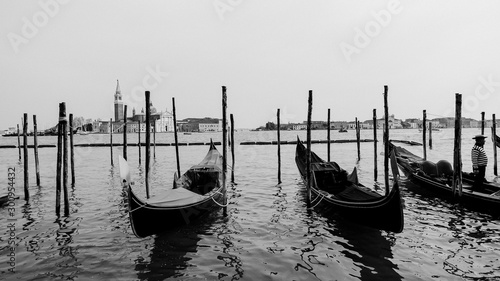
[423,110,427,160]
[33,115,40,186]
[356,117,360,161]
[222,86,228,216]
[373,109,378,181]
[306,90,313,208]
[429,122,433,150]
[138,119,141,165]
[327,108,331,162]
[172,97,181,179]
[55,103,69,216]
[17,124,21,162]
[493,114,497,176]
[452,93,463,198]
[110,118,113,166]
[123,105,128,160]
[69,114,75,187]
[383,86,389,196]
[277,109,281,184]
[230,113,235,183]
[63,108,69,216]
[23,113,29,200]
[481,111,485,135]
[145,92,151,199]
[153,122,156,159]
[56,105,63,215]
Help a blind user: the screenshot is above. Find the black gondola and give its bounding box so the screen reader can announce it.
[120,141,226,238]
[295,138,404,233]
[391,142,500,215]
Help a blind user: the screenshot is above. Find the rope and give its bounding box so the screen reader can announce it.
[211,195,229,207]
[211,190,229,207]
[129,202,148,213]
[309,192,322,204]
[59,117,67,122]
[308,193,326,209]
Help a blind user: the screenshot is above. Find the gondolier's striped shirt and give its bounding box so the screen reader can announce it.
[471,145,488,168]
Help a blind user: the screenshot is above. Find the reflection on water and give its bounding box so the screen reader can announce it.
[292,213,328,278]
[402,177,500,280]
[211,182,244,281]
[135,227,202,280]
[214,222,244,280]
[444,206,500,280]
[327,217,402,281]
[134,182,243,280]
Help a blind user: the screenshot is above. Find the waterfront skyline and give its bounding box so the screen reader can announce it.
[2,1,500,131]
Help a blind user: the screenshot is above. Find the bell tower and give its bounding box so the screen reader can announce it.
[114,80,124,122]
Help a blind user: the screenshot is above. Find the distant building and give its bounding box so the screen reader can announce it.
[114,80,124,122]
[178,117,222,132]
[331,121,348,130]
[376,115,402,129]
[485,119,500,128]
[292,124,307,130]
[93,82,175,134]
[404,118,420,129]
[429,120,440,128]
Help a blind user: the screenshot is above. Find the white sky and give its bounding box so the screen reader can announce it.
[1,0,500,130]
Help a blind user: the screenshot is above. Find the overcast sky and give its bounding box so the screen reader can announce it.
[2,0,500,130]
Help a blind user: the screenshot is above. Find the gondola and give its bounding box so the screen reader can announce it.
[295,138,404,233]
[391,142,500,214]
[120,141,226,238]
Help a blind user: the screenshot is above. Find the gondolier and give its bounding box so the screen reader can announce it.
[471,135,488,191]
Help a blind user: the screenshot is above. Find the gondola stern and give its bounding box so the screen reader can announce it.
[119,156,132,188]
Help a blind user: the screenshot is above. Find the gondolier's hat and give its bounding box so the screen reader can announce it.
[472,135,487,139]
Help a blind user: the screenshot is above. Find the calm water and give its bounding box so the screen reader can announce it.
[0,128,499,280]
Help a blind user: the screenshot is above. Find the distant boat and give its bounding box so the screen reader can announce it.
[2,131,45,137]
[1,132,18,137]
[338,126,348,133]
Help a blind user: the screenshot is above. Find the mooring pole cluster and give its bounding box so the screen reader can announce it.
[55,103,70,216]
